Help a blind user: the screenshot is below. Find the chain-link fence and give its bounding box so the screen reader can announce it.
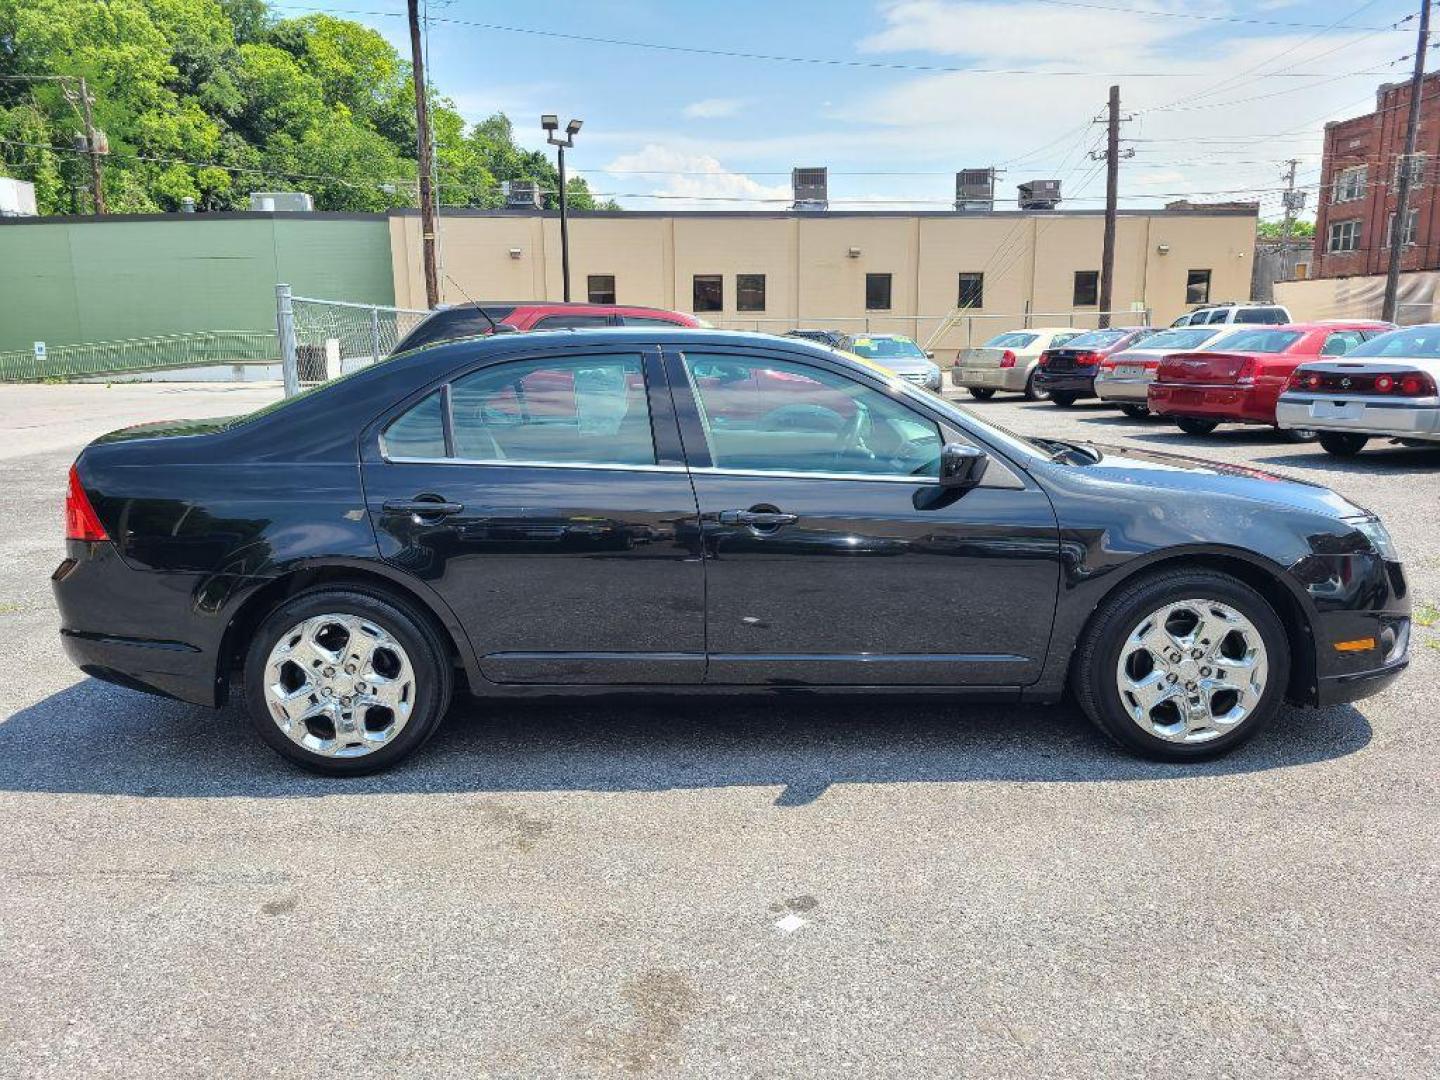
[279,285,429,395]
[0,330,278,382]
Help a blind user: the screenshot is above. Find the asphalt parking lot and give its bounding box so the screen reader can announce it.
[1,381,1437,1079]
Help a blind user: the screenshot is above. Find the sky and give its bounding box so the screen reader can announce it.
[272,0,1427,219]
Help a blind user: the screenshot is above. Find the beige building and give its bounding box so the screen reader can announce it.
[390,207,1258,355]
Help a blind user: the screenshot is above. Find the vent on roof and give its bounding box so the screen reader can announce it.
[792,167,828,211]
[956,169,995,211]
[249,191,314,212]
[504,179,543,209]
[1018,180,1061,210]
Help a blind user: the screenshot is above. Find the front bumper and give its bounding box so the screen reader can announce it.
[952,365,1029,392]
[1276,394,1440,439]
[1296,546,1411,707]
[1032,369,1097,396]
[899,370,943,391]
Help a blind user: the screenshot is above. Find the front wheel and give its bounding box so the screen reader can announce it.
[1121,404,1150,419]
[1023,371,1050,402]
[1176,417,1219,436]
[243,588,453,775]
[1280,427,1317,442]
[1319,432,1369,457]
[1050,391,1078,407]
[968,387,997,401]
[1071,570,1289,761]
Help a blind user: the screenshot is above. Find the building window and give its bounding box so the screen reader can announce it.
[865,272,893,310]
[1327,219,1361,253]
[1185,269,1212,305]
[957,272,984,309]
[586,275,616,305]
[1072,270,1099,306]
[736,274,766,312]
[1395,153,1426,188]
[1332,166,1366,203]
[693,274,723,312]
[1386,208,1419,247]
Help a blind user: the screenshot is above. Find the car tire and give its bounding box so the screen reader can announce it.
[1318,432,1369,457]
[242,587,454,776]
[1176,417,1219,436]
[1050,392,1078,407]
[1071,569,1290,762]
[1121,404,1150,419]
[968,387,997,401]
[1023,372,1050,402]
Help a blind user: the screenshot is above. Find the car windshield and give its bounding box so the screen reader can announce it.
[845,335,926,359]
[1063,329,1128,349]
[982,332,1038,348]
[1346,325,1440,358]
[1138,327,1221,350]
[1201,329,1301,353]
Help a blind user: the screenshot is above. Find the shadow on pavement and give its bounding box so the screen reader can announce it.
[1253,444,1440,474]
[0,678,1374,805]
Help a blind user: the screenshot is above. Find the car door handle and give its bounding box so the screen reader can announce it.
[383,498,464,518]
[718,509,798,527]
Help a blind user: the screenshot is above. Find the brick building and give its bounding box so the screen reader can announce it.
[1314,71,1440,278]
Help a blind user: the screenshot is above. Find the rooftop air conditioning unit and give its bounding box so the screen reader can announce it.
[0,177,38,218]
[792,167,828,211]
[955,169,994,211]
[249,191,314,212]
[504,179,543,209]
[1018,180,1061,210]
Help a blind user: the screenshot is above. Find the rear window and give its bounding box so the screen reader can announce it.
[982,332,1038,348]
[1138,327,1222,350]
[392,306,514,353]
[1062,329,1128,349]
[1203,329,1301,353]
[1348,325,1440,358]
[1234,307,1288,325]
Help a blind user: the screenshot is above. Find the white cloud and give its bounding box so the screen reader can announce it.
[599,145,791,209]
[682,98,745,119]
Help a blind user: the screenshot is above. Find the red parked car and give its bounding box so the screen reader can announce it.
[1147,321,1393,438]
[392,302,701,354]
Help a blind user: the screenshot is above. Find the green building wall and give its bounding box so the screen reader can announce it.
[0,213,395,352]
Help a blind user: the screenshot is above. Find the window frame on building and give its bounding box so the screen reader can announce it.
[692,274,724,313]
[1394,153,1426,188]
[736,273,766,312]
[1185,269,1212,306]
[865,272,893,311]
[957,272,984,310]
[586,274,616,305]
[1332,165,1367,204]
[1327,219,1362,253]
[1385,207,1420,248]
[1072,270,1099,307]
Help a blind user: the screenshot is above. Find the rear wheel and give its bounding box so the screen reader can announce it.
[968,387,997,401]
[1121,404,1150,419]
[1023,371,1050,402]
[243,588,453,775]
[1071,570,1289,761]
[1050,392,1078,407]
[1318,432,1369,457]
[1279,427,1317,442]
[1176,417,1219,436]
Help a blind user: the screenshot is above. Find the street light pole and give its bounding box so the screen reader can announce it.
[543,115,583,303]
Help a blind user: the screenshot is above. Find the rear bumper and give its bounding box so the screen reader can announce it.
[1276,394,1440,438]
[1093,373,1152,402]
[59,627,214,703]
[1033,370,1097,396]
[952,365,1030,392]
[1148,383,1272,424]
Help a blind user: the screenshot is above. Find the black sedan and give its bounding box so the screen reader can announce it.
[54,329,1410,774]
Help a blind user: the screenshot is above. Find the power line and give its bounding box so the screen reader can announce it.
[1022,0,1414,33]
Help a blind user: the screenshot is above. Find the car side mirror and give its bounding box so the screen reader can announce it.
[926,350,935,359]
[938,442,989,490]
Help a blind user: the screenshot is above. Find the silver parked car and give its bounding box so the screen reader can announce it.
[951,327,1082,401]
[837,333,942,390]
[1094,325,1232,416]
[1276,323,1440,456]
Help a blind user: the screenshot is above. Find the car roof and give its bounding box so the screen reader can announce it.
[1267,321,1392,332]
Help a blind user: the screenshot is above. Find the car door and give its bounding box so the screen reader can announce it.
[360,346,706,684]
[664,345,1061,686]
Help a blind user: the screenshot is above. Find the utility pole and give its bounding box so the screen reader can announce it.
[1382,0,1430,323]
[1280,158,1300,242]
[77,77,105,215]
[1099,84,1122,327]
[406,0,440,309]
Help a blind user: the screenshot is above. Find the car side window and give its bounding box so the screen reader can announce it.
[681,353,942,478]
[533,314,614,329]
[621,315,686,327]
[385,354,656,466]
[1320,330,1365,356]
[1207,309,1231,324]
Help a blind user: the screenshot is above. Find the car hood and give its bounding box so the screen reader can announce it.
[1060,441,1367,518]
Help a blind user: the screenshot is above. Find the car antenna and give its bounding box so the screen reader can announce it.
[444,273,514,334]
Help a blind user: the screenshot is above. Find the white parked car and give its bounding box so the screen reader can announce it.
[1171,303,1291,328]
[951,327,1084,401]
[1277,324,1440,456]
[1093,324,1232,416]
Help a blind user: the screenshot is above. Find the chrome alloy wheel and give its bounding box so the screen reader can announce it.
[263,613,416,758]
[1115,598,1269,744]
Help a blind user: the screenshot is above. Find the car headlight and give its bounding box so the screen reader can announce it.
[1350,517,1400,561]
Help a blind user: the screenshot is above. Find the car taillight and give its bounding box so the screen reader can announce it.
[1075,351,1100,367]
[1289,368,1438,395]
[65,463,108,542]
[1099,358,1117,372]
[1400,372,1437,395]
[998,349,1017,369]
[1234,358,1256,384]
[1038,351,1052,368]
